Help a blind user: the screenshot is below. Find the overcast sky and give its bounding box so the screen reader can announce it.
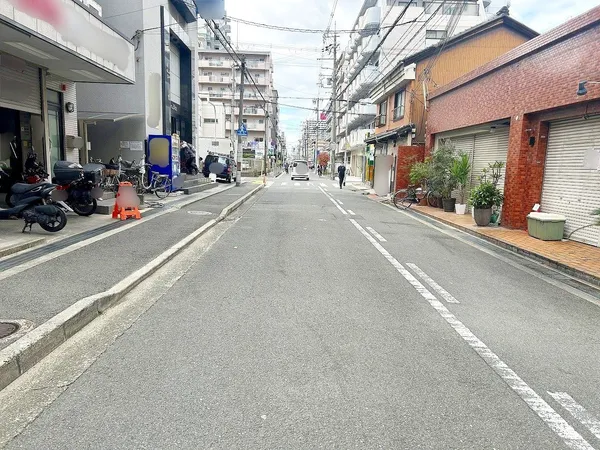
[225,0,600,148]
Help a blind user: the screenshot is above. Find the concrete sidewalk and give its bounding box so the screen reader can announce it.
[0,182,261,349]
[409,205,600,287]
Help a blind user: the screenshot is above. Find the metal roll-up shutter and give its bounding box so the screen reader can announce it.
[471,127,509,193]
[0,59,41,114]
[541,116,600,246]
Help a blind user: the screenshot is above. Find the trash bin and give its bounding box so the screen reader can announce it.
[527,212,566,241]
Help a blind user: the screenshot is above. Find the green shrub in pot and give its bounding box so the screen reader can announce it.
[469,182,503,226]
[450,152,471,214]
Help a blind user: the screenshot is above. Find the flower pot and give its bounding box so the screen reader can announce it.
[442,198,456,212]
[455,203,467,215]
[436,196,444,209]
[473,208,493,226]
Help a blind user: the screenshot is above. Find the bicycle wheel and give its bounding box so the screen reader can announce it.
[392,189,409,208]
[154,177,172,199]
[426,191,437,207]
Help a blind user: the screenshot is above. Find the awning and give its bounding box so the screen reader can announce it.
[364,124,413,144]
[78,112,144,122]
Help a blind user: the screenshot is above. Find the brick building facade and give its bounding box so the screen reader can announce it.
[427,6,600,241]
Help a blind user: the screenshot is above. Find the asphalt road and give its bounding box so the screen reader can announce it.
[3,173,600,449]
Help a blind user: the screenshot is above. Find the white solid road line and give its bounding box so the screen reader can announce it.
[318,186,347,215]
[336,199,344,205]
[366,226,387,242]
[549,392,600,441]
[407,263,460,304]
[347,210,356,216]
[350,218,594,450]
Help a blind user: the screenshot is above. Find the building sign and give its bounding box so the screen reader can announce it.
[242,148,255,159]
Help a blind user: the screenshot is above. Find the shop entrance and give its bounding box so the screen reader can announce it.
[47,90,65,177]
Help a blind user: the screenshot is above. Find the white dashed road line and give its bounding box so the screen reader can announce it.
[320,182,327,187]
[347,210,356,216]
[294,182,300,187]
[407,263,460,304]
[318,187,347,215]
[350,218,594,450]
[281,182,287,186]
[549,392,600,441]
[366,226,387,242]
[336,199,344,205]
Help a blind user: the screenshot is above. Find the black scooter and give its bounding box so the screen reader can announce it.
[0,170,67,233]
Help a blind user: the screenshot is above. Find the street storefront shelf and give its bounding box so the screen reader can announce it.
[410,206,600,288]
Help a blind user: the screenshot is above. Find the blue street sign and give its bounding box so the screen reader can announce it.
[236,123,248,136]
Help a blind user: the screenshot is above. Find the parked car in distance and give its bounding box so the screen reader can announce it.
[291,160,309,181]
[203,155,237,183]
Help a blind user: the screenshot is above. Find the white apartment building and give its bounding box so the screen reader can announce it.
[197,19,276,161]
[330,0,490,177]
[300,119,329,161]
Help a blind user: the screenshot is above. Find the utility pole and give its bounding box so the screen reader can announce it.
[330,25,337,180]
[315,96,320,167]
[263,112,269,184]
[235,58,245,187]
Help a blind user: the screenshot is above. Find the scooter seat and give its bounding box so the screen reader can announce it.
[11,183,48,195]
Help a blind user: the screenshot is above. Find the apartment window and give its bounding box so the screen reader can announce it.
[221,72,228,76]
[377,100,387,126]
[207,87,213,91]
[258,119,264,124]
[204,72,212,76]
[204,118,218,123]
[258,137,264,142]
[387,0,411,6]
[426,30,447,40]
[225,114,231,121]
[220,87,226,91]
[393,90,405,120]
[424,1,479,15]
[242,119,247,124]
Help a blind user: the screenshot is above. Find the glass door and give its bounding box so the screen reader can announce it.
[47,90,64,177]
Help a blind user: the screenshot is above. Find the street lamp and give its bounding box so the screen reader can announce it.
[576,80,600,96]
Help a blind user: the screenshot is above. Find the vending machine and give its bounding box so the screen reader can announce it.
[147,134,181,184]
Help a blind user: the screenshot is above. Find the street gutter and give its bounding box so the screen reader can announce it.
[0,184,264,392]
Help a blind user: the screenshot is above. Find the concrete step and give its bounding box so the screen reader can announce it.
[182,182,215,195]
[182,176,210,188]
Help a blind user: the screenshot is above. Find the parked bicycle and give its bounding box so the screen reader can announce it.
[137,164,172,199]
[392,184,437,209]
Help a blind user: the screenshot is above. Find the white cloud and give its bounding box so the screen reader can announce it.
[223,0,600,147]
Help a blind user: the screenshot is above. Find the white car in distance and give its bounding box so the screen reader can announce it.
[291,160,310,181]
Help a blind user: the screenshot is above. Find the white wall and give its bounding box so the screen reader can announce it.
[46,76,80,163]
[200,102,227,138]
[86,116,147,163]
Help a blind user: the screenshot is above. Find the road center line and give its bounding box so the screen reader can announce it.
[347,210,356,216]
[549,392,600,440]
[318,187,347,215]
[407,263,460,304]
[349,218,594,450]
[336,199,344,205]
[366,226,387,242]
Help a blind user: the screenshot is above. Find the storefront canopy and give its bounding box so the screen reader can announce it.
[364,124,413,144]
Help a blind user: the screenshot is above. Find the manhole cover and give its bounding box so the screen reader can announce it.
[187,211,213,216]
[0,322,18,339]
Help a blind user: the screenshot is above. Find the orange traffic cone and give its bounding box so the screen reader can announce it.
[112,182,141,220]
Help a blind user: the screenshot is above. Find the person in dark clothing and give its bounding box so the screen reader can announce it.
[337,163,346,189]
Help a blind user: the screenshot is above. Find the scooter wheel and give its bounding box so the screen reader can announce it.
[71,199,97,216]
[39,208,67,233]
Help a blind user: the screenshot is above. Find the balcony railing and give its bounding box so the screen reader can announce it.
[393,105,404,121]
[376,114,386,127]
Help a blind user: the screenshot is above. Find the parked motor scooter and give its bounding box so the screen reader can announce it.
[52,161,103,216]
[0,169,67,233]
[180,141,199,175]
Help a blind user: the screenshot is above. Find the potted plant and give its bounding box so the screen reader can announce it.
[409,159,432,205]
[469,161,505,226]
[450,152,471,214]
[429,143,457,212]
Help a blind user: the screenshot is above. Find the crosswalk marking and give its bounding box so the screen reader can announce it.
[320,182,327,187]
[281,182,287,186]
[294,182,300,187]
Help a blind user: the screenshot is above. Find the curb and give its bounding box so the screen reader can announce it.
[0,238,46,260]
[401,205,600,289]
[0,184,264,392]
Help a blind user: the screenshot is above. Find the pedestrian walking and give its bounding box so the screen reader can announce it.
[337,163,346,189]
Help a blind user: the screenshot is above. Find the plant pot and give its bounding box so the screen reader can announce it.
[436,196,444,209]
[455,203,467,215]
[442,198,456,212]
[473,208,493,226]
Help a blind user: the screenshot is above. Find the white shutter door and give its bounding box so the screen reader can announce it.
[472,127,509,193]
[0,63,41,114]
[541,117,600,246]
